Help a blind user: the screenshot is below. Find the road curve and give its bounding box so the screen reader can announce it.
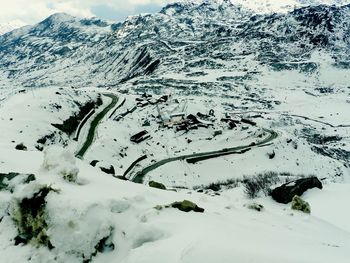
[131,129,278,183]
[76,93,119,159]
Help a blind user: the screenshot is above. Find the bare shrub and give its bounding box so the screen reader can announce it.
[243,172,280,199]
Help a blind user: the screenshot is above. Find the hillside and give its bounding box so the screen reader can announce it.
[0,1,349,263]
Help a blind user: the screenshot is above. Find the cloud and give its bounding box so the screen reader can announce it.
[91,2,164,21]
[0,0,173,25]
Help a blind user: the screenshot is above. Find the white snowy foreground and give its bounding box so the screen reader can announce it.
[0,87,349,262]
[0,147,350,263]
[1,0,350,261]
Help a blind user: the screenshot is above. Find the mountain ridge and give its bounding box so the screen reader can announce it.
[0,2,349,93]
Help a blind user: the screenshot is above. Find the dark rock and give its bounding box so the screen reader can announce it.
[228,120,236,129]
[213,130,223,137]
[270,177,322,204]
[149,181,166,190]
[35,145,44,151]
[267,150,275,159]
[15,143,27,151]
[100,165,115,175]
[14,235,29,245]
[90,160,100,167]
[142,119,151,126]
[37,132,56,145]
[170,200,204,213]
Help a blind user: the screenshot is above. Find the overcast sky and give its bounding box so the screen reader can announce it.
[0,0,174,25]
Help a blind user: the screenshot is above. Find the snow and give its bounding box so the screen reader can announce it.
[0,1,350,262]
[180,0,350,13]
[0,146,349,262]
[41,146,79,183]
[305,183,350,232]
[0,84,348,261]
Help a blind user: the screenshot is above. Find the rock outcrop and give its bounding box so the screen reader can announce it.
[270,177,322,204]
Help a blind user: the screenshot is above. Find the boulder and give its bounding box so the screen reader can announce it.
[15,143,27,151]
[291,195,311,214]
[170,200,204,213]
[149,181,166,190]
[267,150,275,159]
[271,176,322,204]
[90,160,99,167]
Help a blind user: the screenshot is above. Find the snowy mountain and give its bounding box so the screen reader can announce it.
[0,1,350,263]
[0,1,349,91]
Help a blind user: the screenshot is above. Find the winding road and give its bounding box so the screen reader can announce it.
[131,129,278,183]
[74,94,278,183]
[76,93,119,159]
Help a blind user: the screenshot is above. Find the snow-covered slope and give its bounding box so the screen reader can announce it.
[0,2,349,89]
[0,143,350,263]
[0,1,350,263]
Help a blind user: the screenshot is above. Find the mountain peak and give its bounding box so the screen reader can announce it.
[40,12,77,25]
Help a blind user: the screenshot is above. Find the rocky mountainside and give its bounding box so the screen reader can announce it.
[0,2,350,262]
[0,1,349,91]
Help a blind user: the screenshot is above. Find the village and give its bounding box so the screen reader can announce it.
[112,92,258,145]
[81,90,268,184]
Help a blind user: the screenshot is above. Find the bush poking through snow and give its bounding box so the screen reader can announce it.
[193,178,240,192]
[42,146,79,183]
[244,179,261,199]
[10,185,59,248]
[243,172,280,199]
[291,195,311,214]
